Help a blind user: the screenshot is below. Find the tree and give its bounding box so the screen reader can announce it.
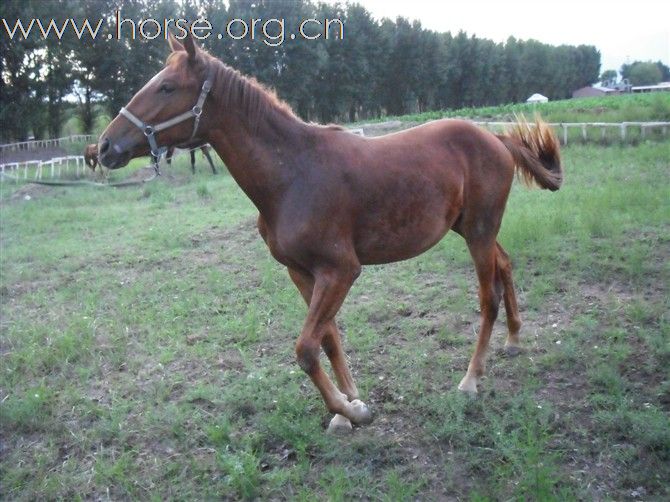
[0,0,49,141]
[621,61,663,86]
[600,69,617,85]
[1,0,607,141]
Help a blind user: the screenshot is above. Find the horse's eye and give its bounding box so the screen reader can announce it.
[158,83,175,94]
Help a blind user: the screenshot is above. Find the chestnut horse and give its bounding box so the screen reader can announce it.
[84,143,98,171]
[99,34,562,432]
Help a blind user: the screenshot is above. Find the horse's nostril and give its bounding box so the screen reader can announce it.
[99,138,110,155]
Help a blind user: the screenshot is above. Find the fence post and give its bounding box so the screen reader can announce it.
[620,123,627,142]
[562,124,568,145]
[581,124,587,142]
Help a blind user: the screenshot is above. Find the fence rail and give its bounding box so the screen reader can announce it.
[0,155,86,183]
[355,120,670,144]
[471,121,670,145]
[0,135,95,154]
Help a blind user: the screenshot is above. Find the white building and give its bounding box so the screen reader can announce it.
[526,93,549,104]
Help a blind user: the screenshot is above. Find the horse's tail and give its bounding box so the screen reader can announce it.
[496,115,562,191]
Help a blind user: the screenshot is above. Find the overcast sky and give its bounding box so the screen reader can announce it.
[351,0,670,77]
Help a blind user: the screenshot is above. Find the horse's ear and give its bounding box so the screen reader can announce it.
[182,32,198,62]
[168,32,184,53]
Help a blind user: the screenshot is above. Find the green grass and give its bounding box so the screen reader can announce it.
[1,142,669,500]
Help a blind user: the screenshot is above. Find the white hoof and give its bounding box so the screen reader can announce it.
[348,399,373,425]
[327,414,353,434]
[458,375,479,394]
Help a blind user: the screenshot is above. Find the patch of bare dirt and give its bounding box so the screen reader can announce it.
[0,146,67,164]
[6,183,59,203]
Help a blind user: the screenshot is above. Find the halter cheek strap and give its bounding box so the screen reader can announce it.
[119,64,214,174]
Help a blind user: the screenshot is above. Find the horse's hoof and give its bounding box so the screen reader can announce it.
[327,414,353,434]
[348,399,373,425]
[503,344,524,357]
[457,375,479,394]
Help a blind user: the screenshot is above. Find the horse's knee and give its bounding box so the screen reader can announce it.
[295,339,320,374]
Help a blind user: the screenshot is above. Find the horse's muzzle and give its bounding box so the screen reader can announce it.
[98,137,131,169]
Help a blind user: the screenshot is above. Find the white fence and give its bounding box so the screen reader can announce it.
[355,120,670,144]
[0,135,94,154]
[0,156,87,183]
[472,121,670,145]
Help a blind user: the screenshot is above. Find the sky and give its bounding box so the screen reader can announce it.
[350,0,670,77]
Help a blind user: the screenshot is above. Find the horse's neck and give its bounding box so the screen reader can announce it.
[206,107,308,218]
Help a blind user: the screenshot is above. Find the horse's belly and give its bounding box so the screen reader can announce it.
[352,180,463,264]
[355,214,451,265]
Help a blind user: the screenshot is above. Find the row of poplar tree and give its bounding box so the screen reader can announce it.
[1,0,601,142]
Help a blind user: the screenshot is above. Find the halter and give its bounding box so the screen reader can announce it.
[119,64,214,174]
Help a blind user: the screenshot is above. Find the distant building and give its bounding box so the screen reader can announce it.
[572,78,633,99]
[572,85,618,98]
[631,82,670,93]
[526,93,548,103]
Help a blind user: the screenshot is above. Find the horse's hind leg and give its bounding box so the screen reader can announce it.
[496,242,522,355]
[458,238,503,393]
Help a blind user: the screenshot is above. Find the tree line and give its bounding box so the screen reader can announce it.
[1,0,602,142]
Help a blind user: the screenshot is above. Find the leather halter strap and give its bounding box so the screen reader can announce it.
[119,64,214,173]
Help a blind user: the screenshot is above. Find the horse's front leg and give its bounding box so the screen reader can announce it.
[202,146,217,174]
[288,267,363,432]
[293,265,372,428]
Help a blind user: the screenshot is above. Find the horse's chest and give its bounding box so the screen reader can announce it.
[257,218,298,268]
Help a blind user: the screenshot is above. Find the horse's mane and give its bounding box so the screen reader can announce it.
[167,49,345,134]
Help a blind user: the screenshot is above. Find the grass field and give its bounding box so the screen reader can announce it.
[1,140,669,500]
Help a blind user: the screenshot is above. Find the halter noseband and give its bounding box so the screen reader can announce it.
[119,64,215,174]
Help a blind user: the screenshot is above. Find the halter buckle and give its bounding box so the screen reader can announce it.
[144,125,155,137]
[192,105,202,117]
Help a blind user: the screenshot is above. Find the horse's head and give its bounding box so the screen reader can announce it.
[99,34,214,169]
[84,143,98,170]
